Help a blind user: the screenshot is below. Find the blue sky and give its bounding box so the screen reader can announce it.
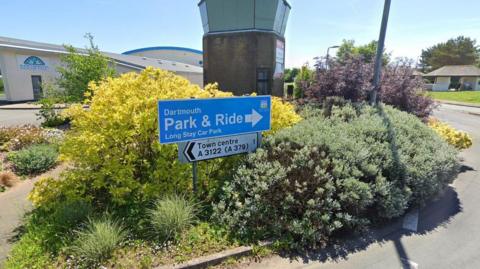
[3,0,480,67]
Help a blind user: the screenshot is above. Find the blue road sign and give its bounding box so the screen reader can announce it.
[158,96,271,144]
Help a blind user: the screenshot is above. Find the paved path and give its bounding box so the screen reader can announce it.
[242,105,480,269]
[0,165,65,266]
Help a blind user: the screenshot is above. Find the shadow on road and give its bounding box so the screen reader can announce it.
[459,164,475,173]
[280,185,462,267]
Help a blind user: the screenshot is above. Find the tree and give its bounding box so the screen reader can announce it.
[420,36,480,72]
[336,39,390,64]
[56,33,116,102]
[284,68,300,83]
[294,64,314,99]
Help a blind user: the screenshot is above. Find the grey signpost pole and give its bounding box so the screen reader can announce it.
[370,0,392,106]
[192,161,198,193]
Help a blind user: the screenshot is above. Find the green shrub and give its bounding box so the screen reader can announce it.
[4,232,53,269]
[31,68,299,210]
[36,98,69,127]
[8,144,58,175]
[214,103,459,250]
[70,216,126,265]
[4,200,92,268]
[148,195,196,242]
[162,222,233,264]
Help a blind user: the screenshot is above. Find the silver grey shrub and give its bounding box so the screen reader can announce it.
[213,103,458,249]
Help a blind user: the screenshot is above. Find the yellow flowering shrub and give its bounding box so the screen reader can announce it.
[268,96,302,135]
[428,118,472,150]
[31,68,301,207]
[29,177,65,208]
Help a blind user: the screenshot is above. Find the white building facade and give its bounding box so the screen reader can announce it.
[0,36,203,102]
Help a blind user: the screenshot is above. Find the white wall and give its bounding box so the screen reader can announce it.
[432,77,450,91]
[0,50,60,101]
[460,77,480,90]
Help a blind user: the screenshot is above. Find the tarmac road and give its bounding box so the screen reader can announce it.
[243,104,480,269]
[0,108,41,127]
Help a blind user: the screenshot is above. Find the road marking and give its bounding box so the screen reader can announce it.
[403,209,419,232]
[400,258,419,269]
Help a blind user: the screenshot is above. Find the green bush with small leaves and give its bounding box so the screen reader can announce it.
[37,98,69,127]
[148,194,197,242]
[214,103,459,250]
[8,144,58,175]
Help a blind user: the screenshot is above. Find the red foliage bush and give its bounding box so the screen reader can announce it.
[304,56,434,119]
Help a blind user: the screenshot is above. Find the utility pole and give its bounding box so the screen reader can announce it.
[370,0,392,106]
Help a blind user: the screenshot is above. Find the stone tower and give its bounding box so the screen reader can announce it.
[199,0,291,96]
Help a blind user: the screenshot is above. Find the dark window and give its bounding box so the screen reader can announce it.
[257,69,270,95]
[31,75,43,100]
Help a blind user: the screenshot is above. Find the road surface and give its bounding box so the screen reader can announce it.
[0,109,41,126]
[243,104,480,269]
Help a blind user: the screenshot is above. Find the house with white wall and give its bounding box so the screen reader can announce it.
[424,65,480,91]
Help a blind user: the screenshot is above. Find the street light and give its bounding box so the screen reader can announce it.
[326,45,340,68]
[370,0,392,106]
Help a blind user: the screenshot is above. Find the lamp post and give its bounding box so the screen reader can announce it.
[370,0,392,106]
[326,45,340,68]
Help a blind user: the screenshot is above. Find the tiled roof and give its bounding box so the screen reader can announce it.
[424,65,480,77]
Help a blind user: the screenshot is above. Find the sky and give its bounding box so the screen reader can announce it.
[2,0,480,67]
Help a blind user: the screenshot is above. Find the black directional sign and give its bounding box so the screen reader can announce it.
[178,133,260,163]
[185,142,196,161]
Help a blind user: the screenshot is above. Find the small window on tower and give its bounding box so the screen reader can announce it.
[257,69,270,95]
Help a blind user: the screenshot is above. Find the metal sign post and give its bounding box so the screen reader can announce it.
[370,0,392,105]
[192,161,198,193]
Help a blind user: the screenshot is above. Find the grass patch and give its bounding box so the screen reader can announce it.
[148,194,197,242]
[428,91,480,104]
[70,216,127,266]
[104,222,236,268]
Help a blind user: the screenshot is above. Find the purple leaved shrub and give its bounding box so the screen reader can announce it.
[304,56,434,119]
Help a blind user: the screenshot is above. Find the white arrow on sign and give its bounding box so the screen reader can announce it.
[245,109,263,127]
